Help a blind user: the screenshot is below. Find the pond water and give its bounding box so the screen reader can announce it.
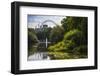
[28,42,51,61]
[28,52,50,61]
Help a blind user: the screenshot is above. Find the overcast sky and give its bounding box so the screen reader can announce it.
[28,15,66,28]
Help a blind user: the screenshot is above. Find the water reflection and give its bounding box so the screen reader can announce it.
[28,43,51,61]
[28,52,50,61]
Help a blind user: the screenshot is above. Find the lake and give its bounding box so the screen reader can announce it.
[28,42,51,61]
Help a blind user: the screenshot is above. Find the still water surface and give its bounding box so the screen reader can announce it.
[28,42,51,61]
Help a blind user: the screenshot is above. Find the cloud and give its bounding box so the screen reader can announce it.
[28,15,66,28]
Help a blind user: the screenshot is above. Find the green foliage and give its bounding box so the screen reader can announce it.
[28,16,88,60]
[61,17,87,33]
[61,17,88,45]
[28,28,39,53]
[48,40,75,53]
[48,29,79,52]
[43,27,52,40]
[48,52,71,59]
[28,31,38,43]
[48,41,66,52]
[36,27,52,40]
[72,45,88,58]
[49,25,64,43]
[64,29,83,46]
[48,28,87,59]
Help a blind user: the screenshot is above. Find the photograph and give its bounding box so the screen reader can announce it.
[27,15,88,61]
[11,2,97,74]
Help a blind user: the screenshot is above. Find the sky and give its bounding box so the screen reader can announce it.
[28,15,66,28]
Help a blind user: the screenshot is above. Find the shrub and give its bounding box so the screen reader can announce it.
[64,29,83,46]
[28,30,39,53]
[72,45,88,58]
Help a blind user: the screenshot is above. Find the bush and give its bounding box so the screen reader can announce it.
[28,31,38,44]
[48,29,88,59]
[72,45,88,58]
[28,30,39,53]
[49,25,64,43]
[48,52,71,59]
[64,29,83,46]
[48,40,76,52]
[48,29,81,52]
[48,41,66,52]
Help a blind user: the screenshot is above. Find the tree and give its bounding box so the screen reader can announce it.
[42,27,52,40]
[49,25,64,43]
[61,17,87,31]
[61,17,87,45]
[48,29,83,53]
[64,29,83,46]
[48,17,88,59]
[28,28,38,52]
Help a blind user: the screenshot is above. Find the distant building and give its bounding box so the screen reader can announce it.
[43,24,48,28]
[34,24,48,32]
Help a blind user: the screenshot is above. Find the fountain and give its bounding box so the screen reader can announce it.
[46,38,48,48]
